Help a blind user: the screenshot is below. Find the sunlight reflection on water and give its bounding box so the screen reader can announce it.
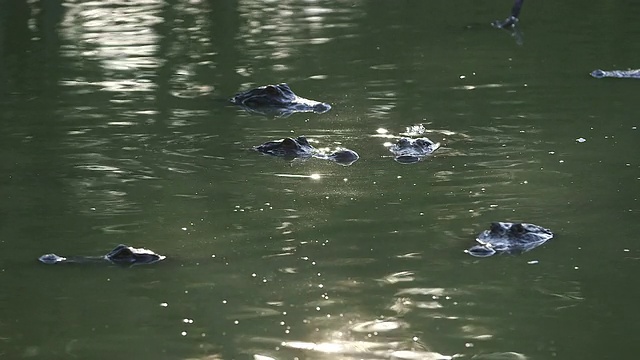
[248,337,455,360]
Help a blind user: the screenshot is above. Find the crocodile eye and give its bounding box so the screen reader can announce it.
[281,138,298,149]
[511,223,526,234]
[490,222,503,233]
[265,86,279,95]
[296,136,309,145]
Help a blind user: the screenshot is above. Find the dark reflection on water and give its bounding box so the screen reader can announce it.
[0,0,639,359]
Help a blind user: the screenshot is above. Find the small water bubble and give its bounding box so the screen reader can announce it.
[160,302,168,307]
[181,331,187,336]
[576,137,586,143]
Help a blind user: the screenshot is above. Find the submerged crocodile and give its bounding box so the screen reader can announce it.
[38,244,165,266]
[491,0,524,45]
[492,0,524,28]
[590,69,640,79]
[254,136,359,166]
[388,137,440,164]
[230,83,331,117]
[465,222,554,257]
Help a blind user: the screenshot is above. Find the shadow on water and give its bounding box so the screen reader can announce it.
[0,0,70,242]
[0,0,65,98]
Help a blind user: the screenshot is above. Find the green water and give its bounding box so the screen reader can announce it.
[1,0,639,359]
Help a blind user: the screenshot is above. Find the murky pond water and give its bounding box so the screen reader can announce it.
[1,0,639,359]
